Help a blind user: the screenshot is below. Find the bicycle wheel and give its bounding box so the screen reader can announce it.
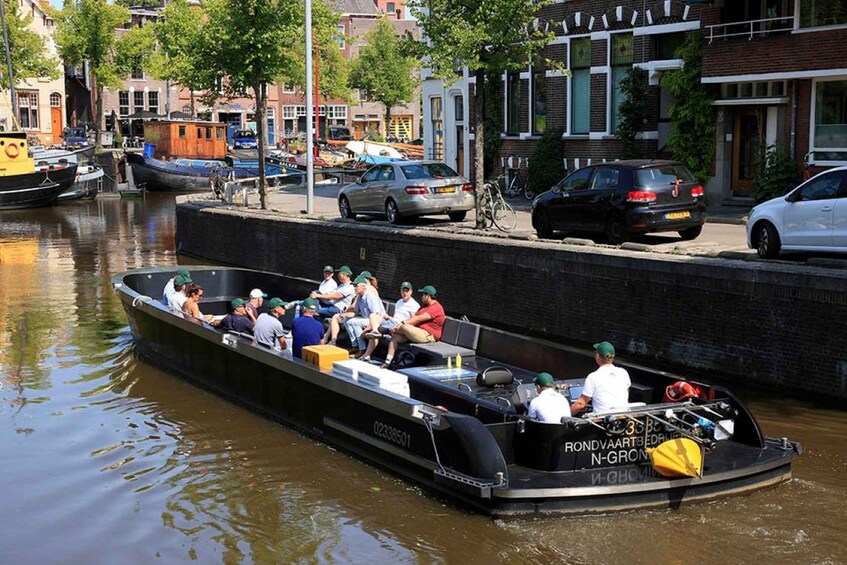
[492,200,517,232]
[523,184,536,200]
[505,176,518,199]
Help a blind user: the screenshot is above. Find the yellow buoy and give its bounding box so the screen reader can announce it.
[646,438,703,478]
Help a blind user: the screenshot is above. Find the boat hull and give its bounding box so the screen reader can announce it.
[0,170,68,210]
[128,153,213,192]
[58,165,103,201]
[113,267,799,516]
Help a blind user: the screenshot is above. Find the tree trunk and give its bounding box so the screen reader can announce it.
[255,82,267,210]
[384,104,392,141]
[474,67,486,229]
[190,91,195,118]
[95,81,103,150]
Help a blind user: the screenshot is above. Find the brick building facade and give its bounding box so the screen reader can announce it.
[424,1,847,205]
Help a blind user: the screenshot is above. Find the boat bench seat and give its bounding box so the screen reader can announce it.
[410,318,479,361]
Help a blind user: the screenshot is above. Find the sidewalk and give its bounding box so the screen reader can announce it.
[706,205,750,226]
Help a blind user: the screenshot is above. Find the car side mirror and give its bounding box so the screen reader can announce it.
[785,189,800,203]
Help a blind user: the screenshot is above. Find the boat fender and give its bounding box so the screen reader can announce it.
[646,438,703,478]
[6,142,20,159]
[663,381,706,403]
[476,366,513,387]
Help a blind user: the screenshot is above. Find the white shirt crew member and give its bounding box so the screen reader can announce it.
[528,388,571,423]
[582,364,631,414]
[318,276,337,295]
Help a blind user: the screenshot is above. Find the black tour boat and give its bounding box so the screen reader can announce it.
[113,266,801,516]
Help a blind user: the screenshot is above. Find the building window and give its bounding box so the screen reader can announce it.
[610,33,633,134]
[147,91,159,114]
[282,84,295,94]
[386,2,395,13]
[454,95,464,122]
[654,33,685,60]
[133,91,144,112]
[570,37,591,134]
[506,71,521,135]
[50,92,61,107]
[18,92,38,129]
[800,0,847,28]
[131,67,144,80]
[216,127,224,140]
[334,24,346,49]
[430,97,443,160]
[178,125,186,139]
[532,57,547,135]
[813,79,847,160]
[119,91,130,116]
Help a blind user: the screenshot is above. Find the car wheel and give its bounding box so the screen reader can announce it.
[756,222,781,259]
[448,211,467,222]
[678,225,703,241]
[386,200,403,225]
[605,214,630,245]
[339,196,356,220]
[533,209,553,239]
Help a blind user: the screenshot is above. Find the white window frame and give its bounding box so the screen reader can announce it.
[809,75,847,166]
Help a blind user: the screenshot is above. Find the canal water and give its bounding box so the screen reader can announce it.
[0,194,844,564]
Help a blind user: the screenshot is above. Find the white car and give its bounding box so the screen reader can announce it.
[747,166,847,258]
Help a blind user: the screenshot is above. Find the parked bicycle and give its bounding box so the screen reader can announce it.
[504,170,536,200]
[479,175,517,232]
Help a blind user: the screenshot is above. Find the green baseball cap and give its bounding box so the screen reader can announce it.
[323,265,334,273]
[353,276,368,285]
[594,341,615,358]
[359,270,372,279]
[268,297,287,309]
[231,298,247,309]
[534,372,555,387]
[417,285,437,296]
[302,297,318,310]
[335,266,352,275]
[174,275,190,286]
[400,281,412,290]
[177,268,190,278]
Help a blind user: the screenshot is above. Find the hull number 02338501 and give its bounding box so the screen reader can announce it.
[373,421,411,448]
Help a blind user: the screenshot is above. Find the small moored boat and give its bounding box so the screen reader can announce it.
[114,266,801,516]
[0,132,75,210]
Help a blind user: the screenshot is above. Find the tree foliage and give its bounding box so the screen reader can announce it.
[753,144,799,202]
[483,72,503,174]
[0,0,59,90]
[349,18,417,133]
[616,67,648,159]
[54,0,131,146]
[660,32,716,184]
[148,0,214,114]
[409,0,556,227]
[527,127,564,195]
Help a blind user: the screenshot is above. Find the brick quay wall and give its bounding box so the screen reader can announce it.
[176,199,847,400]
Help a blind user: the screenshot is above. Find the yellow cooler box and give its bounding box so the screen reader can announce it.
[301,344,350,371]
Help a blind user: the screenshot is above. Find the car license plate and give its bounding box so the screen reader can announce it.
[435,186,456,194]
[665,211,691,220]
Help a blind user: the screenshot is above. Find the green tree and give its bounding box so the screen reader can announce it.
[409,0,556,227]
[149,0,215,116]
[203,0,329,209]
[617,67,648,159]
[349,18,416,137]
[527,127,564,196]
[0,0,60,122]
[54,0,131,148]
[114,0,162,7]
[660,32,716,184]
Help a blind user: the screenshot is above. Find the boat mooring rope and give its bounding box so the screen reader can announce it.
[423,415,445,473]
[132,295,153,308]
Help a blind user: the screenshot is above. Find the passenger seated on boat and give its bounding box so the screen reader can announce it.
[219,298,255,335]
[291,298,325,358]
[162,267,190,306]
[361,281,420,360]
[327,276,385,359]
[182,283,215,324]
[570,341,631,415]
[166,274,191,311]
[310,266,355,318]
[381,285,445,368]
[253,297,289,352]
[527,372,571,423]
[245,288,267,324]
[287,265,338,318]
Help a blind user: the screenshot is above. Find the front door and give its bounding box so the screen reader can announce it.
[732,107,763,196]
[51,108,63,141]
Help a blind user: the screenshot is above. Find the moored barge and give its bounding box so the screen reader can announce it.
[113,266,800,516]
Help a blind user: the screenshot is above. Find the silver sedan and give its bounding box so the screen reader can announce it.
[338,160,475,224]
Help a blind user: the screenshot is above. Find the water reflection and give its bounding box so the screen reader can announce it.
[0,195,844,563]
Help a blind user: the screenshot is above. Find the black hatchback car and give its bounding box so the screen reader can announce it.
[531,160,706,244]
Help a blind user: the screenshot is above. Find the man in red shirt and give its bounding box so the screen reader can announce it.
[381,285,445,367]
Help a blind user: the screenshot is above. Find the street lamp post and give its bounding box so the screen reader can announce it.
[305,0,314,213]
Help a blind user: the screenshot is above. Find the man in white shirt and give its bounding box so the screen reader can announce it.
[288,265,339,319]
[166,275,190,311]
[570,341,631,415]
[527,372,571,423]
[162,268,190,306]
[311,266,355,318]
[361,281,420,360]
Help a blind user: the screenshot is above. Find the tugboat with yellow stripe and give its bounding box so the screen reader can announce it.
[0,132,76,210]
